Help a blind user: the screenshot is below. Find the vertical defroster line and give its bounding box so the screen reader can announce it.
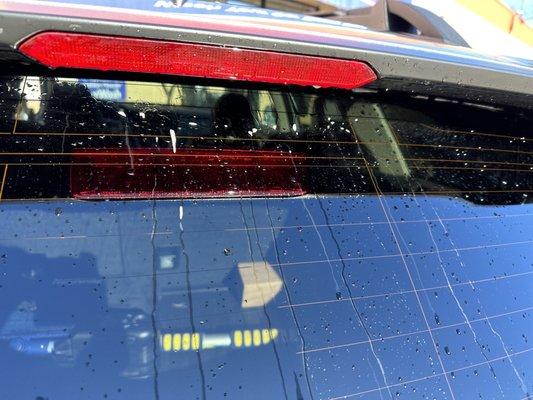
[11,76,27,135]
[0,164,8,200]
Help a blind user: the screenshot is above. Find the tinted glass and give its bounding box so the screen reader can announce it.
[0,76,532,399]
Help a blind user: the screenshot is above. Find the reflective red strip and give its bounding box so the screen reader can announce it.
[18,32,377,89]
[70,148,307,199]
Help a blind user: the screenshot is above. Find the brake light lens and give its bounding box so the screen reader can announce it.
[18,32,377,89]
[70,149,307,199]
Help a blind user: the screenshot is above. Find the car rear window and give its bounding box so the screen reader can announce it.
[0,75,532,399]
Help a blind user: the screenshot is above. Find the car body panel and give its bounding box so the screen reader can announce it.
[0,0,532,95]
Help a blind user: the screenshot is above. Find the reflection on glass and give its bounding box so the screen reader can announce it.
[0,75,532,399]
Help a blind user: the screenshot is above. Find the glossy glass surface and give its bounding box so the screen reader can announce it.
[0,76,532,399]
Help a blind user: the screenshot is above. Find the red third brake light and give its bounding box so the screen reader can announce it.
[18,32,377,89]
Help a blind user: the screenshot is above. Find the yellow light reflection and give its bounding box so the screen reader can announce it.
[160,328,279,352]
